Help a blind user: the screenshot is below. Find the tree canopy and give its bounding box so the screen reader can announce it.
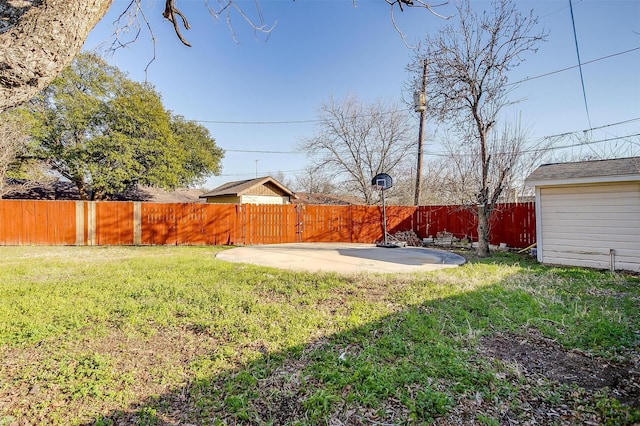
[26,53,223,200]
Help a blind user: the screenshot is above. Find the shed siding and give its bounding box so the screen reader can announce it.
[539,183,640,272]
[205,195,240,204]
[240,195,287,205]
[248,182,284,197]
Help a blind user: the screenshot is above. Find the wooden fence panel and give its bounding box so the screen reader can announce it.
[141,203,179,245]
[202,204,238,246]
[96,202,134,245]
[489,202,536,248]
[415,205,477,240]
[350,205,382,243]
[414,204,536,248]
[301,205,352,243]
[0,200,76,245]
[242,204,298,245]
[386,206,417,235]
[176,204,206,245]
[0,200,536,248]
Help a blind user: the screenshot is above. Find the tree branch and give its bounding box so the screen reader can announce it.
[163,0,192,47]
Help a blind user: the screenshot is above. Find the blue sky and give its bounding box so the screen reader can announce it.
[83,0,640,190]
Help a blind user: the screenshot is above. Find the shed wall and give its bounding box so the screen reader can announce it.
[204,196,240,204]
[245,182,287,197]
[241,195,287,205]
[539,182,640,272]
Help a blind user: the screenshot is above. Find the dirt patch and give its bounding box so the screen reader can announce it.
[480,332,636,394]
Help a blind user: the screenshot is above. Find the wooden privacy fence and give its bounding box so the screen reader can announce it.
[0,200,536,248]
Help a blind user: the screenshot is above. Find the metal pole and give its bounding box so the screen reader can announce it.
[414,59,428,206]
[382,188,388,245]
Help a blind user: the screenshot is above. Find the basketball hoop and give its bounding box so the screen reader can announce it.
[370,173,399,248]
[371,173,392,191]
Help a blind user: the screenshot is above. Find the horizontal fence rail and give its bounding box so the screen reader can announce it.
[0,200,536,248]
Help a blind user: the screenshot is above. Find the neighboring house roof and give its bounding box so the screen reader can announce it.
[2,180,205,202]
[525,157,640,186]
[200,176,296,199]
[291,192,363,205]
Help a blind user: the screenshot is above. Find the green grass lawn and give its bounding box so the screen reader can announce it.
[0,246,638,425]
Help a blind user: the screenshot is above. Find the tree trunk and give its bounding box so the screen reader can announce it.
[0,0,113,112]
[476,204,490,257]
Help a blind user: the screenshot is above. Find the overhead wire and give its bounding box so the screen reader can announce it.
[568,0,592,128]
[421,133,640,158]
[217,117,640,154]
[189,46,639,126]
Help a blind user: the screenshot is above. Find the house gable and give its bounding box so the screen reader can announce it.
[200,176,296,205]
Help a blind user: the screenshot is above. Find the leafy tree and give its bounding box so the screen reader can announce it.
[407,0,546,256]
[28,53,223,200]
[299,95,414,205]
[170,115,224,186]
[0,0,444,112]
[0,110,49,198]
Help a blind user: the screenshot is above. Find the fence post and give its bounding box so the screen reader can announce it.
[133,202,141,245]
[75,201,84,245]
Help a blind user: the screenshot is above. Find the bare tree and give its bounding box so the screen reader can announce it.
[408,0,546,256]
[299,95,414,205]
[292,165,338,194]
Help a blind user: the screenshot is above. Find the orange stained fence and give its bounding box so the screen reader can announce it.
[0,200,76,245]
[0,200,536,248]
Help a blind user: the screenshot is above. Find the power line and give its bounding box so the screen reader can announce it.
[568,0,592,127]
[534,117,640,141]
[195,118,319,125]
[188,47,639,126]
[216,168,307,177]
[526,133,640,154]
[506,46,640,86]
[422,133,640,157]
[220,118,640,155]
[224,149,302,154]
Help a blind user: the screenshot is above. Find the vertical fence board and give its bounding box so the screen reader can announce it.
[302,205,352,243]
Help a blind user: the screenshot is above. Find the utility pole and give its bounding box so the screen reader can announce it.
[414,59,427,206]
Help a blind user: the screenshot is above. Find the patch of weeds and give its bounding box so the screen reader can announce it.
[476,414,499,426]
[0,417,16,426]
[224,394,252,420]
[303,389,338,421]
[407,387,453,421]
[135,406,160,425]
[593,390,640,425]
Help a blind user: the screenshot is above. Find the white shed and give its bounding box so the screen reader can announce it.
[525,157,640,272]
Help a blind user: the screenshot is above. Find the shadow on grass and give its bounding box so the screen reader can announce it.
[336,246,466,266]
[87,260,640,426]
